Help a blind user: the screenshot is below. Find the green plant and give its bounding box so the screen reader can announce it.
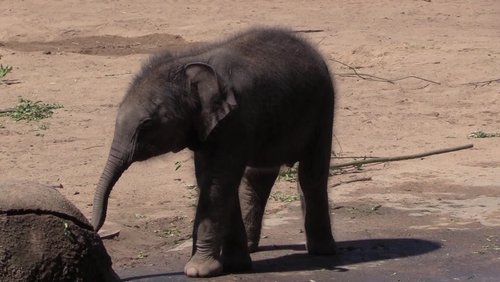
[62,221,76,242]
[154,227,181,238]
[38,123,49,130]
[174,161,182,171]
[352,156,367,170]
[270,191,300,203]
[63,221,70,236]
[137,251,148,259]
[469,130,500,138]
[277,166,298,182]
[0,64,12,78]
[0,97,63,121]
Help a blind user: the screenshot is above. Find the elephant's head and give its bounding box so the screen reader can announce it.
[92,61,237,231]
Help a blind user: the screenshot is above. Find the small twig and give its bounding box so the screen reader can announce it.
[331,177,372,187]
[337,72,396,84]
[83,145,104,150]
[464,78,500,88]
[413,84,430,90]
[293,29,324,33]
[331,58,395,84]
[332,144,473,169]
[0,108,15,114]
[0,80,21,85]
[103,72,132,77]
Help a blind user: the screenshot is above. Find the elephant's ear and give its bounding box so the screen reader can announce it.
[185,63,237,140]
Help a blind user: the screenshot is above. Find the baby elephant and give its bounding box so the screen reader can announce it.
[92,27,336,277]
[0,182,118,282]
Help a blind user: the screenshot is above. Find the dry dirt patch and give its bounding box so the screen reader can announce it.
[1,0,499,280]
[1,34,190,56]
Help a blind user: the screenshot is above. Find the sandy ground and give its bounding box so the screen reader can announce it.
[1,0,500,280]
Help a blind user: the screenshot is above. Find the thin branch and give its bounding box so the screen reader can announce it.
[391,75,440,85]
[331,177,372,187]
[332,144,473,169]
[333,135,344,156]
[330,58,440,85]
[337,72,396,84]
[333,156,380,159]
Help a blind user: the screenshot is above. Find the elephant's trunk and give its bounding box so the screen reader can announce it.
[92,139,131,231]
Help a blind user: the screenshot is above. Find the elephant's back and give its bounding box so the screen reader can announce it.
[214,29,335,166]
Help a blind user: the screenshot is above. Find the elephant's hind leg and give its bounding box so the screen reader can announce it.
[239,166,280,252]
[297,128,336,255]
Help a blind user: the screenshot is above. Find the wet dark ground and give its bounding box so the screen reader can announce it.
[117,206,500,282]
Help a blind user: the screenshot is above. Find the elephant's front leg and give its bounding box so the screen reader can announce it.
[220,193,252,273]
[184,151,246,278]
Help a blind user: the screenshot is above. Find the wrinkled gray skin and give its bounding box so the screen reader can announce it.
[92,27,336,277]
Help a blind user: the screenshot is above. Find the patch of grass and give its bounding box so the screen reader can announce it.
[330,165,364,176]
[154,227,181,238]
[0,64,12,78]
[331,204,383,218]
[277,166,298,182]
[136,251,148,259]
[0,97,63,121]
[270,191,300,203]
[474,236,500,254]
[38,123,49,130]
[469,130,500,138]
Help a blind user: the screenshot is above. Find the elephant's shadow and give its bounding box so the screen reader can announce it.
[120,238,440,280]
[252,238,440,273]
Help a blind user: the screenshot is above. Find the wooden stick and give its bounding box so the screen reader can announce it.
[331,144,473,169]
[98,229,121,240]
[331,177,372,187]
[0,108,15,114]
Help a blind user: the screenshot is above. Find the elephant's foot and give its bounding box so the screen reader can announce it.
[247,239,260,253]
[307,239,337,255]
[222,252,252,273]
[245,224,262,253]
[184,254,223,277]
